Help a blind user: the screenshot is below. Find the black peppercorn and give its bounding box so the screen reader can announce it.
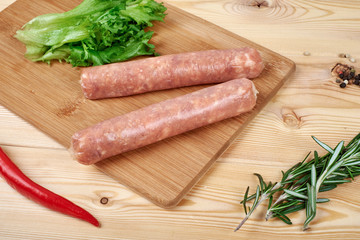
[355,79,360,85]
[340,82,347,88]
[339,73,344,79]
[350,71,355,77]
[356,74,360,81]
[347,74,352,80]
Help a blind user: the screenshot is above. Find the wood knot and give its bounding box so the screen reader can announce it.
[237,0,271,8]
[282,108,301,129]
[100,197,109,205]
[94,190,117,207]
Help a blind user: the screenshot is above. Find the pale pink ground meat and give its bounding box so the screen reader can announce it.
[70,78,258,165]
[80,47,264,99]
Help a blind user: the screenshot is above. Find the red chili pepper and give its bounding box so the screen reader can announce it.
[0,147,100,227]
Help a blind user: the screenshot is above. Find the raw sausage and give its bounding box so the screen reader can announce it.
[70,78,258,165]
[71,78,258,165]
[80,47,264,99]
[80,48,263,99]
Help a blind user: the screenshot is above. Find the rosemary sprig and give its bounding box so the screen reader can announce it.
[235,132,360,231]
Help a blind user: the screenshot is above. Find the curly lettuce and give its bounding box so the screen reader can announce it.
[14,0,167,67]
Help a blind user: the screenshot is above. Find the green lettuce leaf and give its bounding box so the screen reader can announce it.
[14,0,166,67]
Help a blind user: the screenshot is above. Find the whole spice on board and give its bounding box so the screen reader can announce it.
[331,63,359,88]
[235,133,360,231]
[0,147,100,227]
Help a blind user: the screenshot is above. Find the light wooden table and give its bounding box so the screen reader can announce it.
[1,0,360,239]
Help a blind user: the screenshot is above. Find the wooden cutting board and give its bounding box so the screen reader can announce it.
[0,0,295,208]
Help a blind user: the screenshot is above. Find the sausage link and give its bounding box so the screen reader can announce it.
[70,78,258,165]
[80,47,264,99]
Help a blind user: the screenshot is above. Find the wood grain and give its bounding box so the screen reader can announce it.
[167,0,360,58]
[1,0,360,239]
[0,0,294,208]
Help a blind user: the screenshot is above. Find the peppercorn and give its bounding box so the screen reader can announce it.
[350,71,355,77]
[340,82,347,88]
[339,73,344,79]
[336,78,341,83]
[355,79,360,85]
[347,74,352,80]
[355,74,360,81]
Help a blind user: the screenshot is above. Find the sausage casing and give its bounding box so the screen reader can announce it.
[80,47,264,99]
[70,78,258,165]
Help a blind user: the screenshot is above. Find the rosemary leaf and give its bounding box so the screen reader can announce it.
[311,136,334,154]
[304,183,316,230]
[342,141,360,159]
[319,184,337,192]
[274,211,292,225]
[314,151,319,165]
[283,189,308,200]
[268,195,273,210]
[277,202,305,215]
[323,179,351,184]
[270,200,302,211]
[316,198,330,203]
[243,186,249,215]
[254,173,266,192]
[250,186,261,213]
[325,141,344,171]
[345,166,354,180]
[311,165,317,187]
